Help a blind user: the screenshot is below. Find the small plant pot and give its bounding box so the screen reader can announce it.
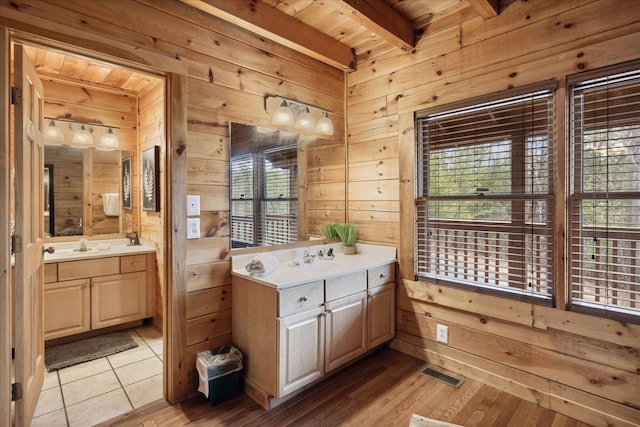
[343,245,357,255]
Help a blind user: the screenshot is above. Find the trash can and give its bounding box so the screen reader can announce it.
[196,345,244,405]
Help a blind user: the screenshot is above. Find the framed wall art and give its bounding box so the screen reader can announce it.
[122,157,132,210]
[142,146,160,212]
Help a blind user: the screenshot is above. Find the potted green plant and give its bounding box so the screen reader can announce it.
[320,222,339,240]
[335,223,358,255]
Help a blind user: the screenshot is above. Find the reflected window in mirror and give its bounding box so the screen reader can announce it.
[231,143,298,248]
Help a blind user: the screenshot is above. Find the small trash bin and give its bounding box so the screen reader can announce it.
[196,345,244,405]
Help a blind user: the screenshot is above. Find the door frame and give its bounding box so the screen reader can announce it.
[0,27,13,426]
[0,29,189,425]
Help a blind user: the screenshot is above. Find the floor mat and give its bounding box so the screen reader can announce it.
[45,331,138,371]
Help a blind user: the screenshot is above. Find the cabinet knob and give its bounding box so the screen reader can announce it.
[299,296,308,302]
[379,274,386,279]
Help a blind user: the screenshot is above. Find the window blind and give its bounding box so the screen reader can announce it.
[569,67,640,319]
[230,144,298,248]
[416,89,555,302]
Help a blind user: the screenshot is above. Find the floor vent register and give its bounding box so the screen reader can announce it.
[421,367,464,388]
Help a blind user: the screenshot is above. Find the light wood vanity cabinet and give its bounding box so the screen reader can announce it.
[44,253,155,340]
[367,264,396,348]
[233,262,395,410]
[43,278,91,340]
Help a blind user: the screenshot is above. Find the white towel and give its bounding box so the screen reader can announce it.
[103,193,119,216]
[245,252,279,276]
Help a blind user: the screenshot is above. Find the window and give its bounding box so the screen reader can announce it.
[416,86,555,302]
[569,65,640,319]
[231,144,298,248]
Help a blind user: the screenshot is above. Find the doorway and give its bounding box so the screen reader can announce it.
[9,39,169,426]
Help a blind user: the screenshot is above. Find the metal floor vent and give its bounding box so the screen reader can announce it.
[422,367,464,388]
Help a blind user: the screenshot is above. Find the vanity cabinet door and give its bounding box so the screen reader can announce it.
[324,291,367,372]
[277,305,325,398]
[367,282,395,349]
[91,271,147,330]
[44,279,91,340]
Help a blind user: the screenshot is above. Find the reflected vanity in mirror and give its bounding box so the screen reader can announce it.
[229,122,346,250]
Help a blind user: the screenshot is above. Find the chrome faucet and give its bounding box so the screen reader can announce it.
[303,247,315,264]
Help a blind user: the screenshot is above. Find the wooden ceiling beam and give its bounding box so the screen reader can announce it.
[468,0,501,19]
[180,0,356,71]
[333,0,415,51]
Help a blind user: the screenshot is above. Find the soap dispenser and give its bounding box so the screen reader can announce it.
[133,232,140,246]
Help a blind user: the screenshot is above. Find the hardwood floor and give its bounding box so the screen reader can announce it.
[98,347,591,427]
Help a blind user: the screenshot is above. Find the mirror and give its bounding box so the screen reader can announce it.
[44,164,53,236]
[44,144,129,238]
[230,122,346,249]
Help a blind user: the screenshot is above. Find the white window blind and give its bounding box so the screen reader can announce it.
[416,89,555,302]
[569,66,640,319]
[230,145,298,248]
[230,153,254,247]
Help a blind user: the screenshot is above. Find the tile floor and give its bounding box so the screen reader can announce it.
[32,325,164,427]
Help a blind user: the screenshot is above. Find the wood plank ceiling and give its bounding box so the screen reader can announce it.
[182,0,501,70]
[19,0,500,86]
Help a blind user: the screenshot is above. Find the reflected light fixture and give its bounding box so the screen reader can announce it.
[266,95,334,136]
[44,120,65,143]
[71,124,93,147]
[98,128,120,151]
[272,100,295,127]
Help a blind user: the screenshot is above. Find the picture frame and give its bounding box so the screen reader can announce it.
[121,157,132,210]
[142,146,160,212]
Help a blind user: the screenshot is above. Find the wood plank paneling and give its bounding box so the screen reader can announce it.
[346,0,640,425]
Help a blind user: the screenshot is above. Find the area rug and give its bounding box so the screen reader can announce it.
[45,332,138,371]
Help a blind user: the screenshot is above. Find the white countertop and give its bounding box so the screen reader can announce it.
[231,243,397,289]
[43,238,156,263]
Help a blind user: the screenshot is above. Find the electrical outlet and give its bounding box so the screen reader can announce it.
[436,324,448,345]
[187,195,200,216]
[187,218,200,239]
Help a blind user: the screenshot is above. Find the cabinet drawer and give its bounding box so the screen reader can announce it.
[279,280,324,317]
[44,263,58,283]
[58,257,120,281]
[325,270,366,302]
[121,254,147,273]
[368,263,395,288]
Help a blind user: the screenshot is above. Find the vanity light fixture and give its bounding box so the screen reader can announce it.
[272,99,295,127]
[294,106,315,131]
[266,95,334,136]
[70,124,94,147]
[44,120,65,143]
[97,128,120,151]
[315,111,334,136]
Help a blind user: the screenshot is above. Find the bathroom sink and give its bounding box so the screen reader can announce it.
[295,259,350,273]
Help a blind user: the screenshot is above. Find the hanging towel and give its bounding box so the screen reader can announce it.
[245,252,279,276]
[103,193,119,216]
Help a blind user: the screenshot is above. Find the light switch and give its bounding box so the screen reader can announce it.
[187,218,200,239]
[187,195,200,216]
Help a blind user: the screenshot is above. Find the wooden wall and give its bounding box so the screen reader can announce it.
[138,78,166,330]
[44,145,82,236]
[345,0,640,425]
[0,0,344,402]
